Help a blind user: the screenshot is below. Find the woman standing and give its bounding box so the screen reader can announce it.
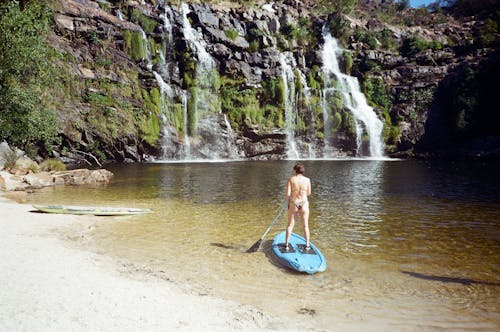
[285,163,311,250]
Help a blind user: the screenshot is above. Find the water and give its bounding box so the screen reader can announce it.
[179,3,237,160]
[321,31,385,158]
[29,160,500,330]
[279,53,300,159]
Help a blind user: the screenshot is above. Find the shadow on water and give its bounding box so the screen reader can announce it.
[402,271,500,286]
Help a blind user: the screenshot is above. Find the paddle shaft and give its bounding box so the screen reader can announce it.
[260,202,287,240]
[246,201,287,253]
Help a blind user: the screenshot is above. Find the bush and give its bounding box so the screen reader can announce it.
[363,76,391,111]
[40,158,66,172]
[224,29,239,41]
[0,2,59,150]
[476,18,498,48]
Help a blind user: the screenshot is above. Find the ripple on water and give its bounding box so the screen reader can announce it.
[28,160,500,330]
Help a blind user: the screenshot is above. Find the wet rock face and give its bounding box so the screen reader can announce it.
[49,0,496,161]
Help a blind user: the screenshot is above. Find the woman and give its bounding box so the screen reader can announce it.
[285,163,312,250]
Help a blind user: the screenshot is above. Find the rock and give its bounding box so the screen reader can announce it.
[205,27,249,49]
[52,169,114,186]
[78,65,97,79]
[23,172,55,189]
[14,157,38,174]
[0,172,29,191]
[54,14,75,31]
[192,4,219,28]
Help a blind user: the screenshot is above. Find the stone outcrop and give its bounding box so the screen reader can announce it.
[0,169,113,191]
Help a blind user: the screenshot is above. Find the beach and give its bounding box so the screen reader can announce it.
[0,196,301,331]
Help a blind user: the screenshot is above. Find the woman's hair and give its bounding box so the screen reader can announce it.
[293,163,305,174]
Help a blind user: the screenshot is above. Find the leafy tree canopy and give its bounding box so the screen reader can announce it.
[0,1,59,150]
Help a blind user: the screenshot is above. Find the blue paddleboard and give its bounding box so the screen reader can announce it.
[271,231,327,274]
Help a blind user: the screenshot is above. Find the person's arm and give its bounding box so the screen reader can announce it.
[307,178,311,196]
[286,179,291,201]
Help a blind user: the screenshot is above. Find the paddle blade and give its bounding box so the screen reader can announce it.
[246,239,262,253]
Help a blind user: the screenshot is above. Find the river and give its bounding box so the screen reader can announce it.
[29,160,500,330]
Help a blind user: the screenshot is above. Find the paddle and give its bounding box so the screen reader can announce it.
[246,201,287,253]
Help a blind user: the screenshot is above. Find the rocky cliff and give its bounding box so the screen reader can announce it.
[45,0,499,162]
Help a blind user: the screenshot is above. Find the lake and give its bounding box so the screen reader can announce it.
[29,159,500,330]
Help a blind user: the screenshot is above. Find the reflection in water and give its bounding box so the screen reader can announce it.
[28,160,500,330]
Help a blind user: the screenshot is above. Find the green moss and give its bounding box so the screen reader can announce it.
[138,114,161,146]
[343,51,353,74]
[341,111,356,135]
[187,87,198,136]
[332,112,342,130]
[131,8,158,34]
[172,103,185,134]
[123,30,147,61]
[224,29,239,41]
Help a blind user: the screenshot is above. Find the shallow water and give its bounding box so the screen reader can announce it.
[29,160,500,330]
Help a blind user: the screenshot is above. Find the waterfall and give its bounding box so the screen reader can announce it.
[181,92,191,159]
[321,31,385,158]
[181,3,218,121]
[179,3,237,160]
[223,114,238,159]
[279,53,299,159]
[279,53,317,160]
[298,70,316,159]
[116,9,123,21]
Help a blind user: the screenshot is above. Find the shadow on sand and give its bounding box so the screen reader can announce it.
[401,271,500,286]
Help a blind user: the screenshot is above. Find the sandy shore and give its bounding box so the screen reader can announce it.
[0,197,299,331]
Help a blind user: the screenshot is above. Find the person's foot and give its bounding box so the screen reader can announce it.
[305,245,310,251]
[285,244,289,251]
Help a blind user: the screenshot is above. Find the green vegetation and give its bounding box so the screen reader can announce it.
[123,30,147,61]
[476,18,498,48]
[280,18,315,47]
[224,29,239,41]
[400,36,442,58]
[40,158,66,172]
[362,75,391,111]
[0,1,59,151]
[130,8,158,34]
[1,147,19,171]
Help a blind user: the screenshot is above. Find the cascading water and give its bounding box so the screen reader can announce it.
[297,70,317,159]
[279,53,317,160]
[180,3,237,160]
[181,3,217,124]
[321,30,385,158]
[279,53,299,159]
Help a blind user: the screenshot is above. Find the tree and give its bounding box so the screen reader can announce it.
[0,1,59,150]
[396,0,410,11]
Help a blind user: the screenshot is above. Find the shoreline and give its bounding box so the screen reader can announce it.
[0,196,296,331]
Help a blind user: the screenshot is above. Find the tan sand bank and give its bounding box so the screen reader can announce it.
[0,197,296,331]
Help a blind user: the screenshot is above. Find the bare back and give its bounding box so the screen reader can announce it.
[287,174,311,205]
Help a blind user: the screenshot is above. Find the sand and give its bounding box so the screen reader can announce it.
[0,197,299,331]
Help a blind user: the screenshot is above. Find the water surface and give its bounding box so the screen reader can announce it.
[29,160,500,330]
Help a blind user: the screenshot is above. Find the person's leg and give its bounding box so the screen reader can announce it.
[285,204,296,248]
[300,203,310,248]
